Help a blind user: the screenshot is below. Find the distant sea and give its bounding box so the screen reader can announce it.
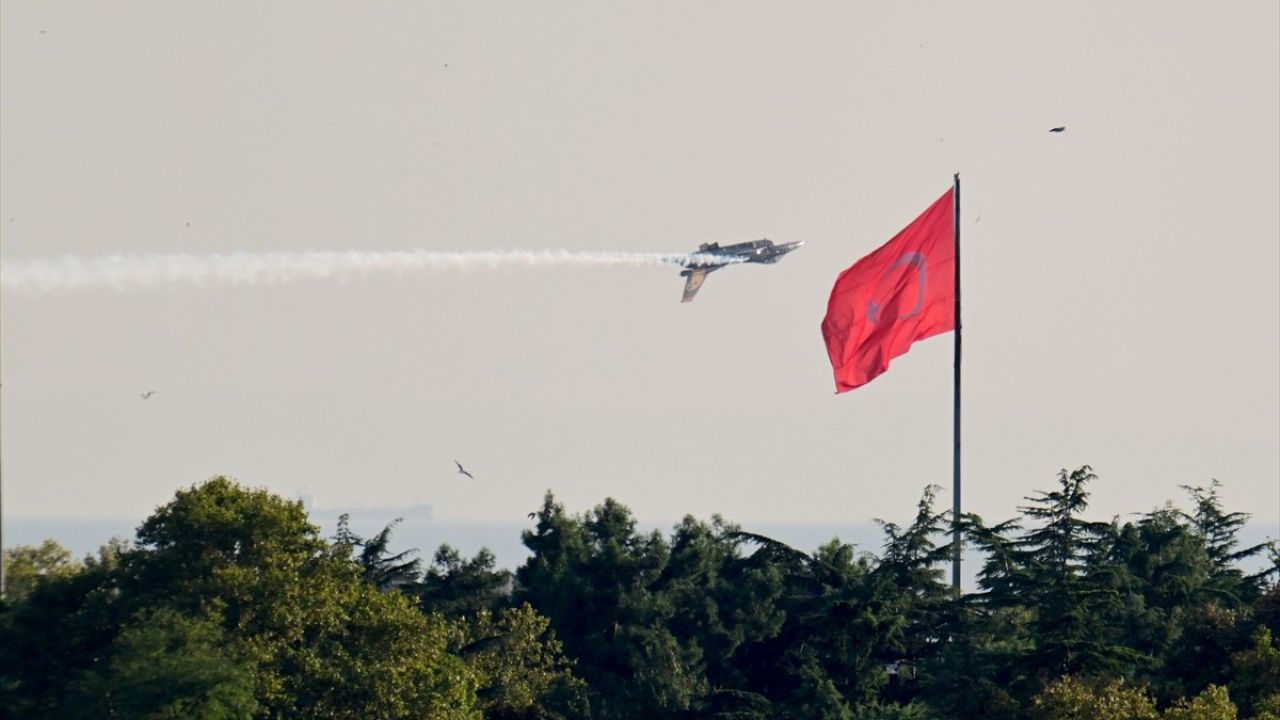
[8,511,1277,592]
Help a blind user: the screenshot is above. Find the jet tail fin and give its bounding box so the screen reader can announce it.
[681,269,709,303]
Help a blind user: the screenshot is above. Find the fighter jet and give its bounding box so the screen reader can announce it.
[678,239,804,302]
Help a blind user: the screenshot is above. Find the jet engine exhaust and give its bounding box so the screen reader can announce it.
[0,249,742,295]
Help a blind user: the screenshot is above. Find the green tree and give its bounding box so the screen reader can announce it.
[723,532,905,715]
[64,607,258,720]
[1,539,81,601]
[1163,603,1252,707]
[1254,692,1280,720]
[970,467,1142,683]
[332,514,422,592]
[927,512,1035,719]
[83,536,131,572]
[1162,684,1238,720]
[1182,481,1276,604]
[133,477,480,718]
[1229,627,1280,717]
[916,601,1030,720]
[1,477,482,720]
[869,485,954,684]
[852,701,934,720]
[1098,506,1212,702]
[515,493,703,720]
[657,515,785,693]
[0,554,123,717]
[418,544,513,618]
[1029,675,1158,720]
[454,603,585,719]
[786,653,854,720]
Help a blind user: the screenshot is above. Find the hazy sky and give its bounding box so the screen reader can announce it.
[2,3,1277,536]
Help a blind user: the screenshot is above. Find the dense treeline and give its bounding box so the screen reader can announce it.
[2,467,1277,719]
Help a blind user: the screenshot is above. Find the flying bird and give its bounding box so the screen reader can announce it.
[1049,126,1066,133]
[454,460,474,479]
[140,391,156,399]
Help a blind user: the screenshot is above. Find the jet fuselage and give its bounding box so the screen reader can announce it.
[683,239,805,269]
[678,239,804,302]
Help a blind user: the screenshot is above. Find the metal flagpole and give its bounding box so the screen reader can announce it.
[951,173,962,593]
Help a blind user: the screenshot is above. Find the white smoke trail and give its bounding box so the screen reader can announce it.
[0,249,742,295]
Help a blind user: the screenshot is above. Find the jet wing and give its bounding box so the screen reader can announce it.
[680,269,710,303]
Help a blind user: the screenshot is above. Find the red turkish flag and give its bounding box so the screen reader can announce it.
[822,188,956,392]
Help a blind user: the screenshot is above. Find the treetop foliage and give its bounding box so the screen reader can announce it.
[2,467,1275,719]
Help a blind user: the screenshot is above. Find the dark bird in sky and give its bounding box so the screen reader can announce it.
[455,460,474,479]
[140,391,156,399]
[1049,126,1066,133]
